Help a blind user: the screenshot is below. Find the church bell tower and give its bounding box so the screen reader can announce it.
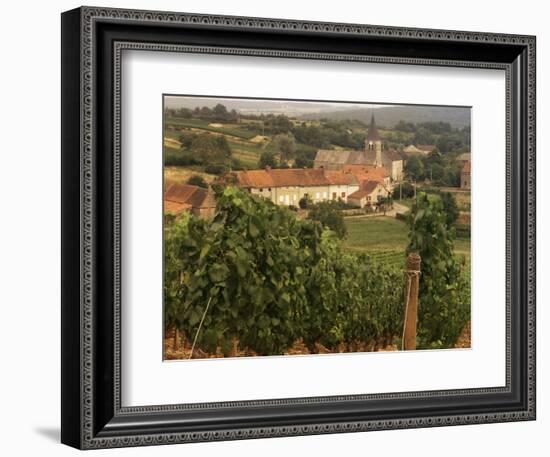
[365,113,382,168]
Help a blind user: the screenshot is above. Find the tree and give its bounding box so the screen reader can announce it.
[440,192,459,227]
[178,132,197,149]
[407,193,469,348]
[187,175,208,188]
[429,163,445,182]
[273,133,297,163]
[413,127,434,145]
[213,103,229,121]
[299,194,313,209]
[189,133,231,165]
[258,150,279,169]
[199,106,212,118]
[307,201,347,239]
[392,181,415,199]
[405,155,424,181]
[175,108,192,119]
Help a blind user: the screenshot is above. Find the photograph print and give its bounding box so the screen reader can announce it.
[163,95,472,360]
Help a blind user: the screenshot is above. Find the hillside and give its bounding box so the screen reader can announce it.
[301,105,471,129]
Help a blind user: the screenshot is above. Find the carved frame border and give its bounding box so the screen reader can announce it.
[62,6,536,449]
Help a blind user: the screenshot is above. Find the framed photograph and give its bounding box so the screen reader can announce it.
[61,6,536,449]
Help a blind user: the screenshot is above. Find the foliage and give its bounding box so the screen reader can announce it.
[299,194,313,209]
[406,193,469,348]
[440,192,459,227]
[405,155,424,181]
[187,175,208,188]
[307,201,348,239]
[189,134,231,165]
[392,181,415,199]
[258,150,279,169]
[164,188,409,355]
[273,133,297,163]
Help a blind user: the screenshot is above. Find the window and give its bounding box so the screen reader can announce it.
[341,192,346,198]
[259,188,263,192]
[279,195,284,203]
[332,192,337,199]
[315,192,320,200]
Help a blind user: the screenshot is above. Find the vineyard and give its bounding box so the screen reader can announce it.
[164,187,470,358]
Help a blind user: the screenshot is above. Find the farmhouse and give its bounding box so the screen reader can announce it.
[341,164,391,188]
[313,115,404,182]
[460,161,471,190]
[403,144,435,156]
[347,181,390,209]
[164,183,217,218]
[233,167,359,206]
[457,152,471,164]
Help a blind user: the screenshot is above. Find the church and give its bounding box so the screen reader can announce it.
[313,115,404,182]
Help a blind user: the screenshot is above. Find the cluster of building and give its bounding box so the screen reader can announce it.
[233,165,389,209]
[164,182,216,219]
[313,115,404,182]
[164,114,472,219]
[165,115,398,216]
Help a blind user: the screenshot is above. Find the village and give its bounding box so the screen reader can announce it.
[162,98,472,358]
[163,112,471,266]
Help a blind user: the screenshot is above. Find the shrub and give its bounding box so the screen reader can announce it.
[407,192,469,348]
[307,201,348,239]
[187,175,208,188]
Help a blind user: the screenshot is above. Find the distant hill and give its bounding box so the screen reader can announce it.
[301,105,471,129]
[164,97,343,116]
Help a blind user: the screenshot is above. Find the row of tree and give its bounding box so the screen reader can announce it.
[168,104,471,154]
[404,150,462,187]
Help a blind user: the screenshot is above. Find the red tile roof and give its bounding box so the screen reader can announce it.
[417,144,436,152]
[342,165,387,184]
[235,168,357,188]
[164,200,192,214]
[348,181,383,199]
[164,183,216,209]
[325,170,359,185]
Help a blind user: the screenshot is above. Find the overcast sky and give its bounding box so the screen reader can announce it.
[164,95,393,114]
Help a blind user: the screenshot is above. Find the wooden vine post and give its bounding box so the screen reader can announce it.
[402,252,421,350]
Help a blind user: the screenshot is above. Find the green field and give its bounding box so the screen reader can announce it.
[343,216,470,262]
[164,117,320,171]
[344,217,409,252]
[165,117,259,139]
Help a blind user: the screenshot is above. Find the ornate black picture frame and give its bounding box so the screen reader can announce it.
[61,6,536,449]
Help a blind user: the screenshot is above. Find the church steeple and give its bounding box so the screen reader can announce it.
[365,113,383,167]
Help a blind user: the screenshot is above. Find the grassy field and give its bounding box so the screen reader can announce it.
[343,215,471,261]
[165,117,259,139]
[343,217,409,252]
[164,166,217,185]
[164,117,321,171]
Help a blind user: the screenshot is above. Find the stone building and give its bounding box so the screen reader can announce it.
[313,114,403,182]
[347,181,390,208]
[457,152,471,164]
[233,167,359,206]
[403,144,435,156]
[460,161,471,190]
[164,183,217,218]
